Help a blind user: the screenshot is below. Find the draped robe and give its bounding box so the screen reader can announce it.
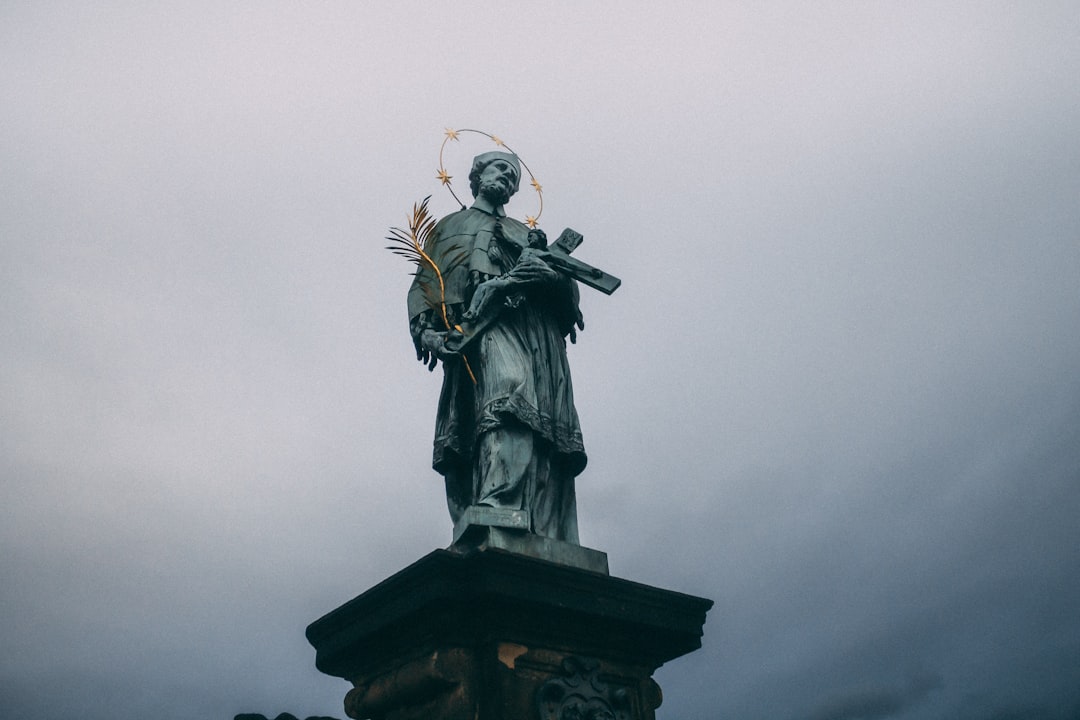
[407,207,586,542]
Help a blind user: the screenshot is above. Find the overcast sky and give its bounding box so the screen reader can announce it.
[2,3,1079,719]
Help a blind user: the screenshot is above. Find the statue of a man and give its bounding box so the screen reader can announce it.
[408,151,586,543]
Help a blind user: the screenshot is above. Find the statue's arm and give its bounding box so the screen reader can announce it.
[517,238,584,341]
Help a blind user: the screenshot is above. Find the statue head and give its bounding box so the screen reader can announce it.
[469,151,521,206]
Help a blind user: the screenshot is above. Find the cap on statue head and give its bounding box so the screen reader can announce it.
[469,151,521,196]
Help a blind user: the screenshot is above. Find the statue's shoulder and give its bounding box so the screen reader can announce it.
[499,216,530,238]
[500,215,529,231]
[433,207,488,238]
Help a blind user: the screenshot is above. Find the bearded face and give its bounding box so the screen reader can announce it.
[478,177,512,205]
[473,158,519,205]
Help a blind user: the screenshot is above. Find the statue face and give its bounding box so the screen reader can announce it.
[476,158,519,205]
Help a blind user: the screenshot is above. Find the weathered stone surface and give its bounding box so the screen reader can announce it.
[452,506,530,542]
[306,548,711,720]
[452,524,609,575]
[537,656,641,720]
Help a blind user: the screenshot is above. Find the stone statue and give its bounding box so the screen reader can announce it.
[407,151,618,545]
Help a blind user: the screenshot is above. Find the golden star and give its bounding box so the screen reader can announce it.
[437,168,452,185]
[525,216,538,228]
[444,128,459,141]
[491,135,505,147]
[530,178,542,193]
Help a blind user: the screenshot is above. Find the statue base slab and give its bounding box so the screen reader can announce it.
[452,505,530,541]
[306,547,712,720]
[452,508,609,574]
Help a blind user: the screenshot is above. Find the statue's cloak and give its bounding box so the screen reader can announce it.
[407,207,587,478]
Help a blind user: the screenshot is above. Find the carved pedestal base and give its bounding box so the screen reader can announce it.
[306,548,712,720]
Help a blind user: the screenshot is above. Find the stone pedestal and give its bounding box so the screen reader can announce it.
[306,547,712,720]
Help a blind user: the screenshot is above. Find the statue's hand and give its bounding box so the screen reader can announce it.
[569,308,585,344]
[418,329,456,371]
[509,250,558,284]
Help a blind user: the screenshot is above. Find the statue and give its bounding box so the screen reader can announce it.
[400,148,619,545]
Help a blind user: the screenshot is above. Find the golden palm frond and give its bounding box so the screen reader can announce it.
[385,196,443,315]
[385,197,436,267]
[385,196,476,384]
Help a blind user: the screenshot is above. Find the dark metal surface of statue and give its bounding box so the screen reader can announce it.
[399,146,619,547]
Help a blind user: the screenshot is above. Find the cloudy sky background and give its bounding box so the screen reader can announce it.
[3,3,1079,719]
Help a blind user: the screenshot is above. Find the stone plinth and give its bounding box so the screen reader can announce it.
[306,547,712,720]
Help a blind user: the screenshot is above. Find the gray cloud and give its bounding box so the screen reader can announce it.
[805,672,942,720]
[2,3,1079,720]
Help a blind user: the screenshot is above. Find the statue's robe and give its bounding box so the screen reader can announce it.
[408,207,586,542]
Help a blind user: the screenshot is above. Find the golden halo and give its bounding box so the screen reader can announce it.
[437,128,544,229]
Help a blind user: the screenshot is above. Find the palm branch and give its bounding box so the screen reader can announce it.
[386,196,476,383]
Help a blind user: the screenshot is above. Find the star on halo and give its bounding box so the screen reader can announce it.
[437,168,452,185]
[491,135,505,147]
[525,216,538,229]
[530,178,542,193]
[444,128,459,141]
